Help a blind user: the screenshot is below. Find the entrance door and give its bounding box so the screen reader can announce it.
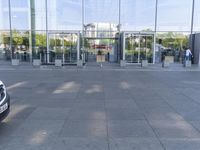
[124,33,154,63]
[84,38,118,63]
[48,32,79,64]
[140,35,154,63]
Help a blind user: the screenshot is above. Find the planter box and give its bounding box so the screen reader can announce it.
[55,59,62,67]
[184,60,191,67]
[162,61,170,68]
[96,55,105,62]
[11,59,19,66]
[33,59,41,66]
[120,60,126,67]
[164,56,174,64]
[77,60,83,67]
[141,60,148,67]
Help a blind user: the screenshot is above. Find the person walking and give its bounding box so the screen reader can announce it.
[185,48,193,61]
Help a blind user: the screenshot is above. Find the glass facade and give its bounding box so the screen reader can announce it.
[194,0,200,32]
[10,0,30,30]
[121,0,156,31]
[124,32,154,63]
[0,0,199,64]
[0,1,10,30]
[48,0,82,30]
[157,0,193,31]
[84,0,119,25]
[156,32,190,63]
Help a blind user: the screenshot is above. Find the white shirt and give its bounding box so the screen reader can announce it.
[186,49,192,56]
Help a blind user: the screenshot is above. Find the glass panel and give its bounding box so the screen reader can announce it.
[84,23,118,38]
[84,39,96,62]
[48,33,78,63]
[157,0,192,31]
[156,32,190,63]
[193,0,200,32]
[32,31,47,63]
[121,0,156,31]
[10,0,30,30]
[85,0,119,24]
[140,35,154,63]
[33,0,46,30]
[125,33,154,63]
[125,34,140,63]
[0,0,10,30]
[47,0,82,30]
[11,30,30,61]
[0,31,11,60]
[63,33,78,63]
[85,38,117,62]
[49,33,61,62]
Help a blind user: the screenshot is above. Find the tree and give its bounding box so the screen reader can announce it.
[12,30,23,46]
[156,32,189,50]
[35,34,46,47]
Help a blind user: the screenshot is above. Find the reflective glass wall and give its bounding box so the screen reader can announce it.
[124,33,154,63]
[47,0,82,30]
[0,0,199,64]
[194,0,200,32]
[121,0,156,31]
[157,0,192,32]
[156,32,190,63]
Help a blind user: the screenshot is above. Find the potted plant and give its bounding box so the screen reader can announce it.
[96,50,105,63]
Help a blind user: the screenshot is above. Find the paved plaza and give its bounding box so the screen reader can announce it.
[1,67,200,150]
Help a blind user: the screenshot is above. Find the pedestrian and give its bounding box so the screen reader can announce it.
[185,47,193,61]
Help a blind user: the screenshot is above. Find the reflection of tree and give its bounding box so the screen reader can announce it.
[35,34,46,47]
[2,34,9,46]
[12,30,23,46]
[157,32,189,50]
[0,32,10,60]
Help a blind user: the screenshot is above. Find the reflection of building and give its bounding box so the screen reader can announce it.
[84,23,118,38]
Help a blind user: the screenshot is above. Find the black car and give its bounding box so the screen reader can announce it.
[0,81,10,122]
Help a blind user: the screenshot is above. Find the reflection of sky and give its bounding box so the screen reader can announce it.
[0,0,200,31]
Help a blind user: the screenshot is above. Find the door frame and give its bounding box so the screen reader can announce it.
[83,37,119,63]
[47,31,80,64]
[122,31,155,64]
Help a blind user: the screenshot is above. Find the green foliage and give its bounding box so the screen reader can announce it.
[141,29,153,32]
[2,36,9,44]
[35,34,46,47]
[157,32,189,49]
[12,30,24,45]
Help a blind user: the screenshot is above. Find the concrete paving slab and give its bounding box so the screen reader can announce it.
[109,138,164,150]
[59,120,107,138]
[149,120,200,138]
[105,99,138,109]
[27,107,71,120]
[11,120,65,137]
[108,120,156,138]
[69,108,106,120]
[40,137,108,150]
[160,138,200,150]
[73,100,105,109]
[106,108,145,120]
[0,119,24,137]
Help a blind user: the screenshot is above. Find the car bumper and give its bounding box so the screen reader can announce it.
[0,93,10,122]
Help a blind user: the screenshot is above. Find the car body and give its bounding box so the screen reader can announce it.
[0,80,10,122]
